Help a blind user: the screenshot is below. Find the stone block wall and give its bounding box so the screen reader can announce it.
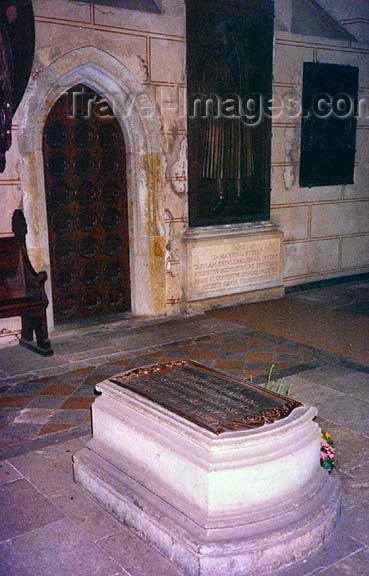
[0,0,187,343]
[271,21,369,286]
[319,0,369,44]
[0,0,368,343]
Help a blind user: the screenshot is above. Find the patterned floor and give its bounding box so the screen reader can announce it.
[0,282,368,576]
[0,328,319,454]
[209,295,369,365]
[0,280,367,456]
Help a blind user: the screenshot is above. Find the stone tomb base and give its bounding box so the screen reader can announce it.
[73,361,341,576]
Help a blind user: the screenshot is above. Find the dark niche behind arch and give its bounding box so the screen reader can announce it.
[0,0,35,172]
[186,0,274,227]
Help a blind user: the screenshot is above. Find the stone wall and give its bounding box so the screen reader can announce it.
[0,0,187,343]
[0,0,368,342]
[319,0,369,44]
[273,1,369,286]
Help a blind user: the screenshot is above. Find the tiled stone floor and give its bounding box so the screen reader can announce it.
[0,326,324,456]
[209,282,369,365]
[289,281,369,316]
[0,280,368,575]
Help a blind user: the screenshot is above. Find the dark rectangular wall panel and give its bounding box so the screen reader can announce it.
[300,62,359,187]
[186,0,274,227]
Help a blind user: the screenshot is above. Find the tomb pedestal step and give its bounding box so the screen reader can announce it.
[73,361,341,575]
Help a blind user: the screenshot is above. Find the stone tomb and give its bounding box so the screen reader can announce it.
[73,361,341,576]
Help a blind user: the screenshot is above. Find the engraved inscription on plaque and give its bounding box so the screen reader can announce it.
[111,361,301,435]
[187,237,282,301]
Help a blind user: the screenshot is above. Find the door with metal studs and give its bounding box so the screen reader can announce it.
[43,84,131,324]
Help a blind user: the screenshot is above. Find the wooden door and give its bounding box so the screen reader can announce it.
[43,85,131,324]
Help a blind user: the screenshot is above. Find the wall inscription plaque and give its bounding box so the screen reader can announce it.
[185,226,283,301]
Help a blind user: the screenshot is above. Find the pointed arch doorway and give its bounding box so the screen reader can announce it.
[42,84,131,325]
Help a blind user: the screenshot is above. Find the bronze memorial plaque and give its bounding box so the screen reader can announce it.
[110,361,301,435]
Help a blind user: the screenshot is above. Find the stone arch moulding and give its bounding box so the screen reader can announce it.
[17,46,165,329]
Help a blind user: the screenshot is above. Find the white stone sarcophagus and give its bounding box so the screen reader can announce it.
[73,360,341,576]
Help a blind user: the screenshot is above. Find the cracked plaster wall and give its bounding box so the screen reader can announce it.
[0,0,187,341]
[1,0,368,342]
[273,0,369,285]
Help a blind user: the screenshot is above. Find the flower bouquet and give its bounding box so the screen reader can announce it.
[320,431,336,473]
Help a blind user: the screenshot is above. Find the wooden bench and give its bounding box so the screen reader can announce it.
[0,210,53,356]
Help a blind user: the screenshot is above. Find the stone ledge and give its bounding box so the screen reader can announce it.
[184,285,285,314]
[183,222,281,242]
[74,447,342,576]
